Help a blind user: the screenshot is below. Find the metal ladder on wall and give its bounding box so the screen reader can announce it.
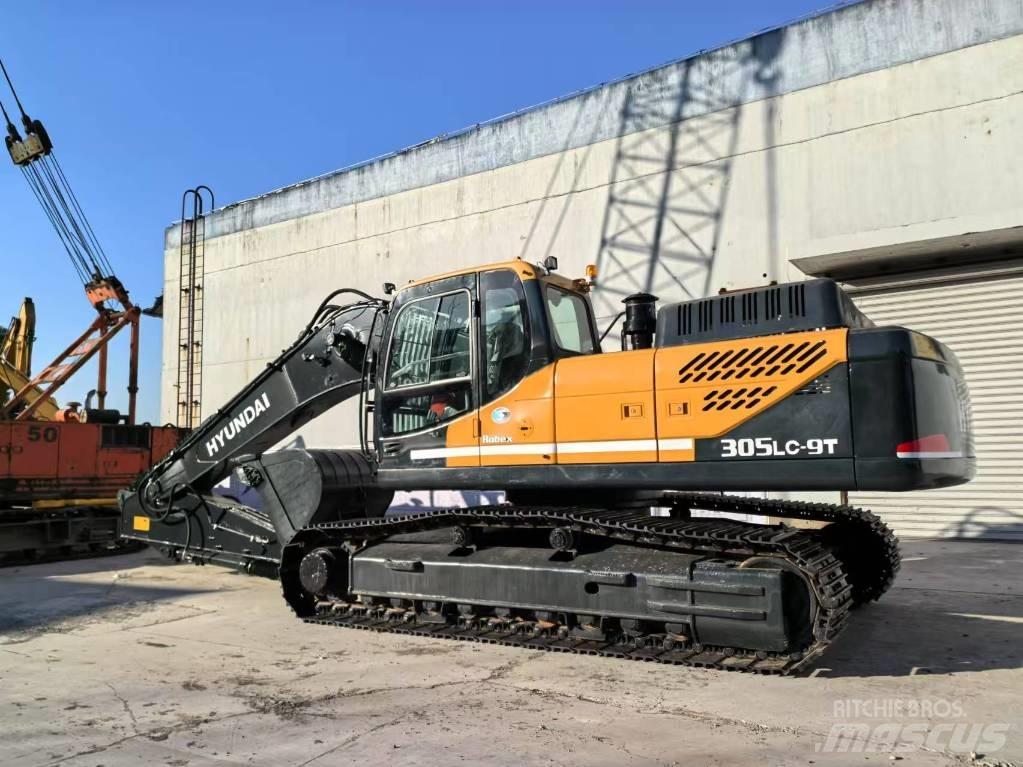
[176,186,213,429]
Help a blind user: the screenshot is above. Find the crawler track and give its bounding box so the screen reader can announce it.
[282,495,899,675]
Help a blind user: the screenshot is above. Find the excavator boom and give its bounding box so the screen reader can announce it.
[0,297,35,374]
[119,292,388,572]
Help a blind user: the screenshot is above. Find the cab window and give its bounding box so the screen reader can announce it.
[545,285,595,355]
[386,292,471,388]
[481,270,529,403]
[381,291,472,435]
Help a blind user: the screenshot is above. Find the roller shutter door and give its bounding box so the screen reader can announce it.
[850,272,1023,541]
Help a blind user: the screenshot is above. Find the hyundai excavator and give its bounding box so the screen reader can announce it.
[120,258,974,673]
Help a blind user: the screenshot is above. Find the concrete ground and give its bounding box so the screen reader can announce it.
[0,540,1020,767]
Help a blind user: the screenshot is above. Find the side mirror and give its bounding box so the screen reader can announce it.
[383,282,396,295]
[543,256,558,272]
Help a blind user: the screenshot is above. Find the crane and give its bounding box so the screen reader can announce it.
[0,56,141,423]
[0,55,183,564]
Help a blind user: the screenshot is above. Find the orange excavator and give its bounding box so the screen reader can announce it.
[0,57,183,562]
[120,256,974,673]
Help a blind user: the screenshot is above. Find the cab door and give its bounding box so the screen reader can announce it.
[375,273,479,469]
[477,269,555,466]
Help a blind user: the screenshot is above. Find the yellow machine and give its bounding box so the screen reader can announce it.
[0,298,58,421]
[124,258,975,673]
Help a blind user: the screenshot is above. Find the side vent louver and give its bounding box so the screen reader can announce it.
[719,295,735,324]
[678,303,693,336]
[765,287,781,319]
[698,300,714,333]
[677,340,829,384]
[788,283,806,317]
[741,292,758,324]
[701,386,779,412]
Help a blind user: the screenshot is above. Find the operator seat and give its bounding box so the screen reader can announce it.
[486,317,527,396]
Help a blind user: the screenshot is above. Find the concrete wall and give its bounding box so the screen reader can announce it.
[163,0,1023,451]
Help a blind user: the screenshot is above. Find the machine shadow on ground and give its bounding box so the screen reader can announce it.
[806,539,1023,678]
[939,508,1023,541]
[813,600,1023,678]
[0,552,221,638]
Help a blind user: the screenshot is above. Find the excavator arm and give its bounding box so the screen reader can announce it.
[119,291,389,572]
[1,297,35,374]
[0,297,60,420]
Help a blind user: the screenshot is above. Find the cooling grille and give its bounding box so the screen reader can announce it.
[701,386,779,412]
[656,278,871,348]
[656,328,847,439]
[677,338,830,384]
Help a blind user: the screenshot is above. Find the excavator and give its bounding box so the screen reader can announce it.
[120,257,974,673]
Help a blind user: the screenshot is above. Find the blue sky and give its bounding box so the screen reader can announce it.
[0,0,844,422]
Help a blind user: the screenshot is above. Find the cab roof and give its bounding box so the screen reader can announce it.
[402,259,581,292]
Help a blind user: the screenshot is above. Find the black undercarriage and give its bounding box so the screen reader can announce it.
[279,493,899,675]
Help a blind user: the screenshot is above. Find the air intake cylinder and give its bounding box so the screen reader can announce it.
[622,293,658,350]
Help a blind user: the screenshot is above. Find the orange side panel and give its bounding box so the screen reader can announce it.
[554,349,657,464]
[478,366,555,466]
[438,329,845,470]
[654,328,848,462]
[98,448,147,479]
[57,423,100,479]
[443,410,480,468]
[9,423,59,479]
[0,423,9,478]
[150,426,183,461]
[657,441,696,463]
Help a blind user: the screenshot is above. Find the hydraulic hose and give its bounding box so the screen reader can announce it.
[302,289,380,337]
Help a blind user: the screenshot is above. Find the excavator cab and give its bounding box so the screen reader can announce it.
[374,261,599,470]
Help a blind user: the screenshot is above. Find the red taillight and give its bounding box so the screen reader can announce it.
[896,434,960,459]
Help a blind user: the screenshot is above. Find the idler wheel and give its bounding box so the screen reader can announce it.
[299,548,336,595]
[549,526,575,551]
[451,526,473,547]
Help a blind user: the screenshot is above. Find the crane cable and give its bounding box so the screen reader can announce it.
[1,56,114,288]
